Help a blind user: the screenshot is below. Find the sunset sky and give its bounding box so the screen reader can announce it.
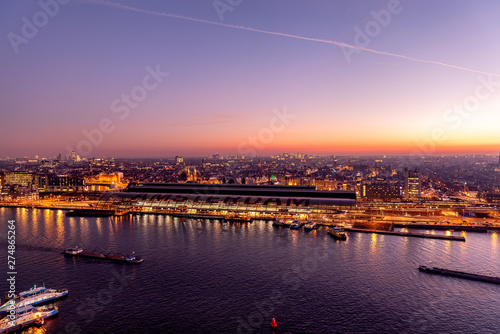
[1,0,499,158]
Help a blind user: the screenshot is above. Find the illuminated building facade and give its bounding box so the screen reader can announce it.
[5,172,32,187]
[404,168,420,200]
[97,183,356,216]
[361,183,401,200]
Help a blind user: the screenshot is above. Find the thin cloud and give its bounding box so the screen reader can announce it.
[84,0,500,78]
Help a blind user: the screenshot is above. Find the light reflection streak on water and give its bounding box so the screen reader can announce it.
[370,233,378,255]
[290,228,299,249]
[55,210,65,243]
[491,233,498,257]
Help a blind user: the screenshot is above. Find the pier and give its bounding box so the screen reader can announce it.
[419,265,500,284]
[393,223,487,233]
[344,227,466,241]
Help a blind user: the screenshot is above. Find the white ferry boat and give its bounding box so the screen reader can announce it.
[0,288,68,314]
[0,306,58,333]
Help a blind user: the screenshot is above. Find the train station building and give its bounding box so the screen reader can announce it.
[96,183,356,217]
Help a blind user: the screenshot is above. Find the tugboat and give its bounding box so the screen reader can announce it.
[64,246,83,256]
[328,226,347,240]
[124,252,144,264]
[0,306,58,333]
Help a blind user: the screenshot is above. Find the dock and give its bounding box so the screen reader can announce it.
[394,223,487,233]
[344,227,466,241]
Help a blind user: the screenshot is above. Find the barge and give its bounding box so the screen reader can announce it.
[65,209,130,217]
[418,265,500,284]
[64,249,143,264]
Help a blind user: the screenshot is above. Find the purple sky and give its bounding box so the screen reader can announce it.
[1,0,499,158]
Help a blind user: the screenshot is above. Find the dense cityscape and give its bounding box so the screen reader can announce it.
[2,1,500,333]
[1,153,499,224]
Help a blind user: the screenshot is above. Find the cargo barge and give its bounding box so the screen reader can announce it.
[65,209,129,217]
[63,249,143,263]
[418,265,500,284]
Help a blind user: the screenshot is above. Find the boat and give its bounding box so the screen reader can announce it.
[65,209,116,217]
[282,220,293,228]
[0,306,58,333]
[64,246,83,256]
[64,249,144,264]
[272,219,285,227]
[0,289,68,314]
[328,226,347,240]
[304,220,318,231]
[124,252,143,264]
[418,265,500,284]
[289,219,304,229]
[17,285,48,299]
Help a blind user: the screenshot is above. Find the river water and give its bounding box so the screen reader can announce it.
[0,207,499,334]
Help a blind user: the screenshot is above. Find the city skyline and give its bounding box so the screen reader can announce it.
[2,0,500,158]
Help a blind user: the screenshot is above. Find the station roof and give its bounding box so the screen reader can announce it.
[125,183,356,201]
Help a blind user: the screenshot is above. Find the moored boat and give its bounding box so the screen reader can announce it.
[0,306,58,333]
[328,226,347,240]
[289,219,304,229]
[17,285,47,299]
[0,289,68,314]
[304,220,318,231]
[272,219,285,227]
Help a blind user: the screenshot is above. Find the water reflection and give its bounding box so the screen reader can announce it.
[370,233,378,254]
[491,233,498,256]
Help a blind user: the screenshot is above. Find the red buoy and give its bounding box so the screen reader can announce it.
[271,318,277,329]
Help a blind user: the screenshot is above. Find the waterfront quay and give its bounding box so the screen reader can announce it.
[2,182,499,232]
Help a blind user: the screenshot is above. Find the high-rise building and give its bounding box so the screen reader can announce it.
[5,172,32,188]
[175,156,184,164]
[404,168,420,200]
[362,183,401,200]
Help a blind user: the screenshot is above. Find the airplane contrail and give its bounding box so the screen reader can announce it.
[84,0,500,77]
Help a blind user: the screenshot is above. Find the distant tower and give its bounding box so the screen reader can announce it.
[175,156,184,164]
[404,167,420,200]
